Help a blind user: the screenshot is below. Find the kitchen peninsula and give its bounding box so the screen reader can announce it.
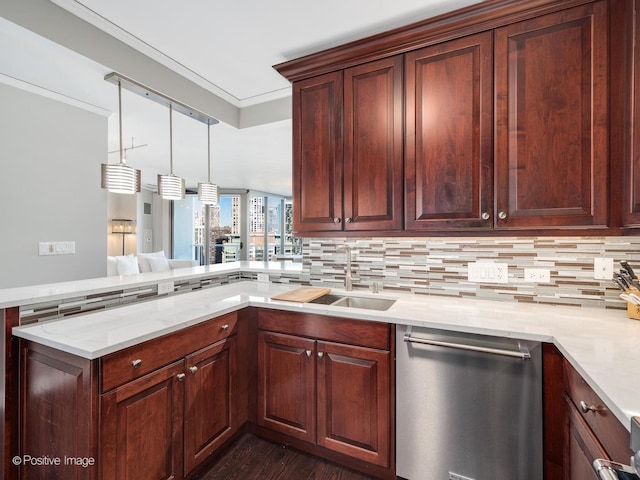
[2,262,639,479]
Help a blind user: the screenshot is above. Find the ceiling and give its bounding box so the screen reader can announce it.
[0,0,483,196]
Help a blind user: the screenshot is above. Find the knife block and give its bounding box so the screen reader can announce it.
[627,302,640,320]
[626,285,640,319]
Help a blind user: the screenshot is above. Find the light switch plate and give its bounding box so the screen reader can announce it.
[593,257,614,280]
[39,241,75,256]
[467,262,509,284]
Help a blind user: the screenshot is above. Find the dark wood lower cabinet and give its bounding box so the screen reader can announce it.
[183,337,237,476]
[256,310,393,477]
[316,341,390,468]
[20,341,97,480]
[257,331,316,443]
[101,360,184,480]
[566,396,608,480]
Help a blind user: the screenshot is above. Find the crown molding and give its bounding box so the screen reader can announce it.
[0,73,111,116]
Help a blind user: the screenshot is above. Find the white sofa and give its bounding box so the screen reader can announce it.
[107,251,198,276]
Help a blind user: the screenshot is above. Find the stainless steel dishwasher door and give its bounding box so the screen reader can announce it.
[396,325,543,480]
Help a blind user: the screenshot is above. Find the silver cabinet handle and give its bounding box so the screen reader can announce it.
[345,217,351,223]
[481,212,490,220]
[189,366,198,374]
[132,359,142,369]
[498,211,507,220]
[305,350,312,357]
[317,352,324,358]
[579,400,599,413]
[221,324,229,331]
[333,217,341,224]
[177,373,186,381]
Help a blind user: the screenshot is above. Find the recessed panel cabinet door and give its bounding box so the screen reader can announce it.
[494,1,608,229]
[344,56,403,231]
[316,341,390,467]
[257,331,316,443]
[292,72,343,232]
[184,337,237,476]
[101,361,184,480]
[405,32,493,230]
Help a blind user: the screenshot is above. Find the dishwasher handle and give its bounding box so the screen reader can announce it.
[404,330,531,360]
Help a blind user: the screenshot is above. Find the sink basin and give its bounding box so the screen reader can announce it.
[308,293,396,311]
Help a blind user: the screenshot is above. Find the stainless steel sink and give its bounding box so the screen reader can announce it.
[308,293,396,311]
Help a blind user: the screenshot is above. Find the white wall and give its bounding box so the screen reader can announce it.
[0,83,108,288]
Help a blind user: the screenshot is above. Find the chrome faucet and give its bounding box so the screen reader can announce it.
[337,245,357,291]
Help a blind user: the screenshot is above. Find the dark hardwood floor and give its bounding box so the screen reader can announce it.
[195,433,378,480]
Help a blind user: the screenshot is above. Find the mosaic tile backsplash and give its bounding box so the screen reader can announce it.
[302,237,640,309]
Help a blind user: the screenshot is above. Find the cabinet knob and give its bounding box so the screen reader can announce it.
[189,366,198,374]
[317,352,324,358]
[177,373,186,381]
[345,217,351,223]
[333,217,341,224]
[132,359,142,369]
[305,350,312,357]
[579,400,599,414]
[221,324,229,331]
[481,212,490,220]
[498,211,507,220]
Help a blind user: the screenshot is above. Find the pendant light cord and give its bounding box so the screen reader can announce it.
[118,81,124,164]
[169,104,173,174]
[207,122,211,182]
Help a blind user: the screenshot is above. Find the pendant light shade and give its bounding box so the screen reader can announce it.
[102,81,141,194]
[198,122,218,205]
[158,104,185,200]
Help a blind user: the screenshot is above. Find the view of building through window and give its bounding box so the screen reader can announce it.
[172,193,300,264]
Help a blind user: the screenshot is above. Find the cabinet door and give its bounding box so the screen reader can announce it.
[257,331,316,442]
[566,396,608,480]
[101,361,184,480]
[344,56,403,231]
[625,0,640,227]
[316,341,390,467]
[494,1,608,229]
[405,32,493,230]
[183,336,237,476]
[292,71,343,233]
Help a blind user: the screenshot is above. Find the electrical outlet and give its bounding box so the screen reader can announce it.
[593,257,614,280]
[38,241,75,256]
[467,262,509,284]
[257,273,269,283]
[524,268,551,283]
[157,281,174,295]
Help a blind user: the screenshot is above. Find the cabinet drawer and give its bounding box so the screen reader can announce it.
[564,359,631,463]
[258,309,390,350]
[101,312,237,392]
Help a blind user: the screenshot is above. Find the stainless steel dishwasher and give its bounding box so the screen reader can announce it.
[396,325,543,480]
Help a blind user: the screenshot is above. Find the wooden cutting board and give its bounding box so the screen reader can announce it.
[271,287,331,303]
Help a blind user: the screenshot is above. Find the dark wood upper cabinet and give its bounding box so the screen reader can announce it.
[292,72,343,233]
[344,56,403,231]
[624,0,640,227]
[277,0,624,237]
[494,1,609,229]
[405,32,493,230]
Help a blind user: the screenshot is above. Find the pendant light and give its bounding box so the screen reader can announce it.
[198,121,218,205]
[101,81,141,194]
[157,104,185,200]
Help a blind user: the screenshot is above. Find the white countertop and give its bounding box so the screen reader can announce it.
[12,280,640,431]
[0,261,302,308]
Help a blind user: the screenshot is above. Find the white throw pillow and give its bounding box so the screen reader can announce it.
[137,250,166,273]
[115,254,139,275]
[148,255,171,272]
